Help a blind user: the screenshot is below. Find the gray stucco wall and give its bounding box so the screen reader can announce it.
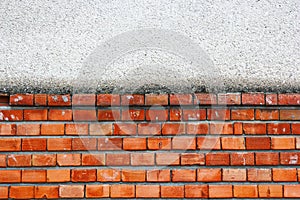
[0,0,299,93]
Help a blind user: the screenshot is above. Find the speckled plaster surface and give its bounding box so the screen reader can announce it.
[0,0,299,93]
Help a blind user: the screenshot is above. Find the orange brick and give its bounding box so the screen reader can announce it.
[147,169,170,182]
[90,124,112,135]
[121,94,144,105]
[0,186,8,199]
[0,124,16,135]
[10,186,34,199]
[256,152,279,165]
[22,138,46,151]
[273,168,297,181]
[57,154,81,166]
[0,155,5,167]
[280,110,300,120]
[73,110,97,121]
[198,168,221,182]
[72,138,97,150]
[123,138,146,150]
[207,109,230,120]
[221,137,245,150]
[122,109,145,121]
[16,124,39,135]
[32,154,56,166]
[162,123,185,135]
[0,170,21,183]
[185,185,208,198]
[98,138,122,150]
[97,94,120,106]
[230,152,254,166]
[223,169,246,182]
[183,109,206,121]
[10,94,33,105]
[34,94,47,106]
[138,123,161,135]
[172,169,196,182]
[136,185,160,198]
[194,93,217,105]
[258,185,283,198]
[131,153,154,166]
[59,185,84,198]
[86,185,109,198]
[156,153,180,166]
[170,94,193,105]
[161,186,184,198]
[210,123,233,134]
[72,94,95,106]
[268,123,291,134]
[47,138,72,151]
[35,186,59,199]
[111,185,135,198]
[242,93,265,105]
[0,138,21,151]
[231,109,254,120]
[187,123,209,134]
[0,110,23,121]
[172,137,196,150]
[146,109,168,121]
[24,109,47,120]
[48,109,72,121]
[97,169,121,182]
[248,169,271,181]
[7,155,31,167]
[197,137,221,150]
[98,109,121,121]
[271,137,295,149]
[82,154,105,166]
[246,137,270,150]
[206,153,229,165]
[218,93,241,105]
[284,185,300,198]
[278,94,300,105]
[234,185,258,198]
[41,124,64,135]
[292,123,300,134]
[209,185,233,198]
[114,123,136,135]
[243,123,267,134]
[266,93,278,105]
[280,152,300,165]
[147,138,171,150]
[121,170,145,182]
[145,94,168,105]
[65,124,88,135]
[256,109,279,120]
[22,170,46,182]
[47,169,70,182]
[72,169,96,182]
[170,108,182,121]
[106,153,130,166]
[48,94,71,106]
[234,122,243,134]
[181,153,205,165]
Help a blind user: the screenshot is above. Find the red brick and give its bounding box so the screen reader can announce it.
[170,108,182,121]
[35,186,59,199]
[90,124,112,135]
[57,154,81,166]
[47,138,72,151]
[187,123,209,134]
[272,137,295,149]
[0,110,23,121]
[243,123,267,134]
[234,185,258,198]
[72,169,96,182]
[172,169,196,182]
[258,185,283,198]
[7,155,31,167]
[22,138,46,151]
[121,94,144,105]
[221,137,245,150]
[248,169,271,181]
[48,109,72,121]
[183,109,206,120]
[280,152,300,165]
[86,185,109,198]
[10,186,34,199]
[273,168,297,181]
[246,137,270,149]
[197,168,221,182]
[147,138,171,150]
[147,169,170,182]
[278,93,300,105]
[106,153,130,166]
[72,94,95,106]
[111,185,135,198]
[114,123,136,135]
[223,169,246,181]
[73,110,96,121]
[242,93,265,105]
[231,109,254,120]
[0,124,16,135]
[256,109,279,120]
[234,122,243,134]
[206,153,229,165]
[197,137,221,150]
[98,138,122,150]
[181,153,205,165]
[136,185,160,198]
[280,110,300,120]
[82,154,105,166]
[0,95,8,106]
[284,185,300,198]
[138,123,161,135]
[0,170,21,183]
[122,109,145,121]
[16,124,39,135]
[98,109,121,121]
[172,137,196,150]
[170,94,193,105]
[65,124,88,135]
[123,138,146,150]
[48,94,71,106]
[97,94,120,106]
[266,93,278,105]
[218,93,241,105]
[268,123,291,134]
[207,109,230,120]
[146,109,168,121]
[292,123,300,134]
[209,185,233,198]
[210,123,233,134]
[194,93,217,105]
[256,152,279,165]
[145,94,168,105]
[34,94,47,106]
[97,169,121,182]
[131,153,154,166]
[0,187,8,199]
[41,124,64,135]
[0,138,21,151]
[122,170,145,182]
[10,94,33,106]
[32,154,56,166]
[156,153,180,166]
[185,185,208,198]
[22,170,46,182]
[0,155,5,168]
[47,169,70,182]
[230,152,254,166]
[162,123,185,135]
[161,186,184,198]
[72,138,97,150]
[59,185,84,198]
[24,109,47,121]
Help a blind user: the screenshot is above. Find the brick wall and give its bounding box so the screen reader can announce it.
[0,93,299,199]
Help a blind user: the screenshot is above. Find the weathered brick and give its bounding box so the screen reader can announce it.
[90,124,112,135]
[22,170,46,182]
[32,154,56,166]
[183,109,206,120]
[146,109,168,121]
[41,124,64,135]
[86,185,109,198]
[231,109,254,120]
[34,94,47,106]
[123,138,146,150]
[73,110,97,121]
[234,185,258,198]
[97,94,120,106]
[121,94,144,105]
[258,185,283,198]
[147,138,171,150]
[72,138,97,150]
[136,185,160,198]
[273,168,297,182]
[223,169,246,182]
[35,186,59,199]
[98,109,121,121]
[181,153,205,165]
[82,154,105,166]
[72,94,95,106]
[218,93,241,105]
[121,170,146,182]
[256,152,279,165]
[10,186,34,199]
[72,169,97,182]
[156,153,180,166]
[278,93,300,105]
[147,169,170,182]
[197,137,221,150]
[7,155,31,167]
[267,123,291,134]
[22,138,46,151]
[98,138,122,150]
[138,123,161,135]
[194,93,217,105]
[172,169,196,182]
[248,169,271,182]
[187,123,209,134]
[197,168,221,182]
[0,124,16,135]
[0,170,21,183]
[106,153,130,166]
[185,185,208,198]
[271,137,295,149]
[246,137,270,150]
[131,153,155,166]
[59,185,84,198]
[256,109,279,120]
[209,185,233,198]
[47,138,72,151]
[170,94,193,105]
[48,94,71,106]
[110,185,135,198]
[0,138,21,151]
[16,124,39,135]
[242,93,265,105]
[230,152,254,166]
[145,94,168,105]
[280,110,300,120]
[97,169,121,182]
[57,154,81,166]
[206,153,229,166]
[122,109,145,121]
[243,123,267,134]
[172,137,196,150]
[114,123,136,135]
[48,109,72,121]
[221,137,245,150]
[10,94,33,106]
[161,186,184,198]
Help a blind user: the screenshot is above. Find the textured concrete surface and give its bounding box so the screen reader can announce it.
[0,0,299,93]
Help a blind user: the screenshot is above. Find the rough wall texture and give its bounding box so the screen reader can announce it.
[0,93,299,199]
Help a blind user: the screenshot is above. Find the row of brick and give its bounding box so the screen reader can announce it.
[1,152,299,166]
[0,184,300,199]
[7,93,300,106]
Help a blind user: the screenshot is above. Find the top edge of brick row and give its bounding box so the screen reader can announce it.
[3,93,300,106]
